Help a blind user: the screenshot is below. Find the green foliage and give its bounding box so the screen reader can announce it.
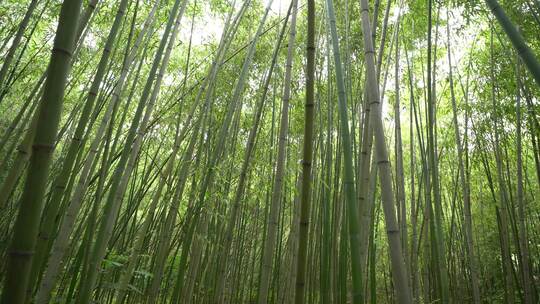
[0,0,539,303]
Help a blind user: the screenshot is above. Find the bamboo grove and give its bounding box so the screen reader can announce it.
[0,0,539,302]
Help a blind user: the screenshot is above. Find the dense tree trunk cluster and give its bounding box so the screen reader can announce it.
[0,0,539,303]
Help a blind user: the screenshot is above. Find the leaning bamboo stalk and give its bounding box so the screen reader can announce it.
[146,2,246,300]
[213,3,292,302]
[490,28,515,304]
[446,12,481,303]
[29,0,130,291]
[77,0,186,301]
[357,0,393,278]
[105,1,189,297]
[325,0,364,301]
[0,0,102,210]
[515,57,533,304]
[173,0,270,298]
[0,0,84,302]
[0,0,39,96]
[485,0,540,86]
[33,5,160,302]
[358,0,412,302]
[113,94,199,304]
[257,0,297,302]
[393,10,410,274]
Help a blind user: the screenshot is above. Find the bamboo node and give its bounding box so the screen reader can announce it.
[10,249,34,257]
[33,143,55,151]
[52,46,73,57]
[301,160,311,166]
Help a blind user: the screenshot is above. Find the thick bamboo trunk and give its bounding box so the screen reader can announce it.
[358,0,412,302]
[0,0,84,302]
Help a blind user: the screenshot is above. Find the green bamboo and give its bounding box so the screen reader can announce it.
[257,0,296,302]
[34,5,161,302]
[294,0,315,300]
[427,2,449,302]
[213,3,291,302]
[325,0,363,301]
[446,11,481,302]
[490,28,515,304]
[76,0,185,302]
[485,0,540,87]
[0,0,39,101]
[358,0,412,302]
[146,3,245,300]
[0,0,83,301]
[515,57,533,304]
[28,0,130,293]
